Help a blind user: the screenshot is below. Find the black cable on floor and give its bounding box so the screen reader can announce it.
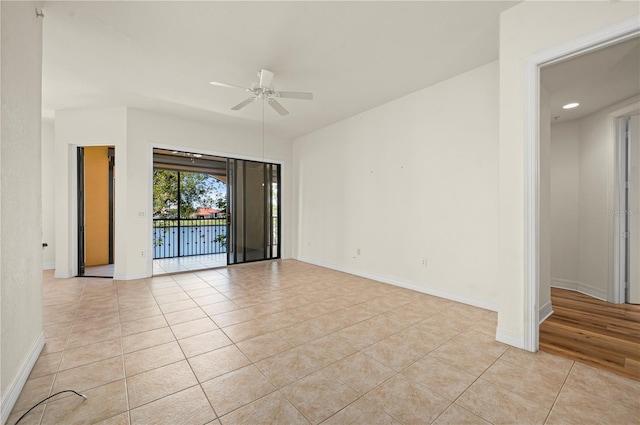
[14,389,87,425]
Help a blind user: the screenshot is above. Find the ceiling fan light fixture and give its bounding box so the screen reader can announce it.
[562,102,580,109]
[209,69,313,116]
[258,69,274,89]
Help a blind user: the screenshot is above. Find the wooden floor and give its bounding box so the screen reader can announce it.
[540,288,640,380]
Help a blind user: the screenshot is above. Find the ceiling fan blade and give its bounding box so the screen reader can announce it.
[231,97,255,111]
[209,81,250,90]
[268,99,289,116]
[277,91,313,100]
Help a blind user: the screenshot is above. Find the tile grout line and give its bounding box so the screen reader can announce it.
[149,273,222,423]
[33,264,515,425]
[543,361,576,425]
[116,277,133,424]
[38,278,87,425]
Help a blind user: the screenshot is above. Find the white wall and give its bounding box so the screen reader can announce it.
[41,121,55,270]
[539,85,552,322]
[293,61,499,310]
[0,2,44,421]
[550,96,640,302]
[497,0,638,348]
[127,109,293,277]
[577,105,615,299]
[54,107,128,278]
[54,108,292,279]
[550,120,580,286]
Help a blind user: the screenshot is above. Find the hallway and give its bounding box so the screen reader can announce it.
[540,287,640,380]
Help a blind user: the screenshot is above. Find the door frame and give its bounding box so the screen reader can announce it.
[615,108,640,304]
[108,147,115,264]
[150,143,285,274]
[226,158,281,266]
[522,17,639,351]
[77,145,116,277]
[77,147,86,276]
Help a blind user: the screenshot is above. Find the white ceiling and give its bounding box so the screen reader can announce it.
[42,1,518,140]
[541,36,640,123]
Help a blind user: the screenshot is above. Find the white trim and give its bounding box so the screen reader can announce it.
[533,17,640,68]
[539,300,554,324]
[147,141,155,278]
[523,17,640,353]
[614,115,627,304]
[611,102,640,304]
[523,53,540,353]
[295,257,498,312]
[42,262,55,270]
[550,277,580,291]
[551,278,608,301]
[1,332,45,425]
[609,103,640,119]
[152,142,284,167]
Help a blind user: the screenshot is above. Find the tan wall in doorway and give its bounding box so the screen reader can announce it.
[85,146,110,266]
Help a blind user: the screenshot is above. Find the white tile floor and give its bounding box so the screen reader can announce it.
[10,260,640,424]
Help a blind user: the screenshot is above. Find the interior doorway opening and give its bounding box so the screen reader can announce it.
[152,148,281,275]
[77,146,115,278]
[536,33,640,378]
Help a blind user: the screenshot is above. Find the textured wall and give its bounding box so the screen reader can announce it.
[1,0,44,402]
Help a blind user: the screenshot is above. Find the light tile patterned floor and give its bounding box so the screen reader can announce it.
[10,260,640,424]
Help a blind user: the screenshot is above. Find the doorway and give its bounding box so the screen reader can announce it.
[540,36,639,306]
[77,146,115,277]
[151,149,281,275]
[535,34,640,377]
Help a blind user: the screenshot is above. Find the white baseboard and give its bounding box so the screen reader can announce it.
[539,300,554,324]
[295,257,498,312]
[495,327,526,350]
[42,262,55,270]
[550,278,579,291]
[1,332,45,425]
[551,278,607,301]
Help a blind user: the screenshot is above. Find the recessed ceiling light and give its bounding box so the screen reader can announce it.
[562,102,580,109]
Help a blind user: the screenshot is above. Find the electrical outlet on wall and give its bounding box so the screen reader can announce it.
[141,250,146,257]
[421,258,428,267]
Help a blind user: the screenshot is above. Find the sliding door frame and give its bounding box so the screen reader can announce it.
[226,158,281,266]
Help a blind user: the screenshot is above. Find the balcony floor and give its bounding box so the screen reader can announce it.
[153,253,227,275]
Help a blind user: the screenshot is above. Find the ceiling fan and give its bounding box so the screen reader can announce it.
[209,69,313,116]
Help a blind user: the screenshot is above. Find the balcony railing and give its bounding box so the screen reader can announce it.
[153,218,227,259]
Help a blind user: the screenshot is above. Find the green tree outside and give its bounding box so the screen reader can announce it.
[153,170,225,218]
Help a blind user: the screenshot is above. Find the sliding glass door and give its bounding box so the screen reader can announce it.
[227,159,280,265]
